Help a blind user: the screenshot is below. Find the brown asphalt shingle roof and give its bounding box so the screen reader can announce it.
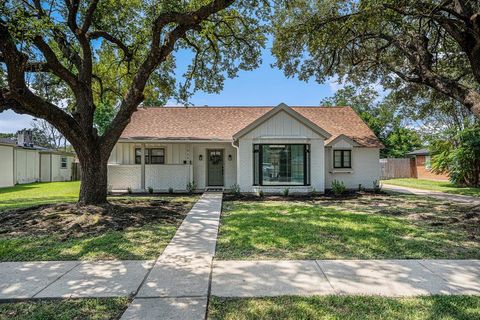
[121,106,383,148]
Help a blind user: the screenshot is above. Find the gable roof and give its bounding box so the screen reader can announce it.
[233,103,331,140]
[325,134,361,147]
[120,106,383,148]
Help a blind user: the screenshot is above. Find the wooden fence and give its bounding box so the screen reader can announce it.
[71,162,81,181]
[380,158,414,180]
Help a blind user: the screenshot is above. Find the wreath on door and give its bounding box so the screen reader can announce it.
[209,154,222,165]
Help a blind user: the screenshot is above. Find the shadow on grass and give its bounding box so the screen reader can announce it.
[216,200,479,260]
[208,296,480,320]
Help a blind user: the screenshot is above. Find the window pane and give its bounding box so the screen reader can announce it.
[261,145,305,185]
[151,149,164,156]
[334,151,342,168]
[145,148,150,164]
[343,151,351,167]
[149,148,164,164]
[135,148,141,164]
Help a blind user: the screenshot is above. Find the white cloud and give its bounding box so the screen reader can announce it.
[0,110,34,133]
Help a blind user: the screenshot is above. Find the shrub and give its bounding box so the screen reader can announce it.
[127,186,132,194]
[148,186,153,194]
[230,183,241,196]
[331,179,346,196]
[186,181,197,194]
[372,180,382,193]
[283,187,289,197]
[431,126,480,187]
[168,187,174,194]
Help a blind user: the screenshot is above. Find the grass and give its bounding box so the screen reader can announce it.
[215,194,479,260]
[0,181,81,211]
[0,182,199,261]
[208,296,480,320]
[0,218,178,261]
[0,297,129,320]
[382,178,480,197]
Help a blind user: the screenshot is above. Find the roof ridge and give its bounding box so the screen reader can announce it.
[140,105,353,109]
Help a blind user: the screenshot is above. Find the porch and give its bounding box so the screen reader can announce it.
[107,141,237,192]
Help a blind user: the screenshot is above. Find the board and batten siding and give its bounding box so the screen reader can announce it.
[237,109,326,193]
[15,148,40,184]
[192,142,237,189]
[109,143,193,165]
[108,142,237,191]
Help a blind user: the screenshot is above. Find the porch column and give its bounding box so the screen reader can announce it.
[141,143,146,190]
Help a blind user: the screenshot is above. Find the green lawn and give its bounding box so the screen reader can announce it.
[216,194,479,260]
[0,182,198,261]
[0,181,81,211]
[382,178,480,197]
[0,298,129,320]
[208,296,480,320]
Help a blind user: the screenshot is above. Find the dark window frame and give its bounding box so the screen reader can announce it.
[135,148,165,165]
[333,149,352,169]
[253,144,310,186]
[60,157,68,169]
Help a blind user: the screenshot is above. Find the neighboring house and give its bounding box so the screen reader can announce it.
[0,131,75,188]
[407,148,449,181]
[108,104,382,193]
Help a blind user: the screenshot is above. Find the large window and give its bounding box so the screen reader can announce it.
[253,144,310,186]
[135,148,165,164]
[333,150,352,168]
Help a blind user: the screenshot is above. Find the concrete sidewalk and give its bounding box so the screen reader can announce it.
[121,192,223,320]
[0,260,154,300]
[382,183,480,204]
[212,260,480,297]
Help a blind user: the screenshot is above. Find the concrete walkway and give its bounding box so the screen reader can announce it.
[120,192,223,320]
[382,183,480,205]
[0,260,154,300]
[212,260,480,297]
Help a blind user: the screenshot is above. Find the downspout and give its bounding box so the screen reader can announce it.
[231,139,240,188]
[12,147,16,185]
[141,143,146,191]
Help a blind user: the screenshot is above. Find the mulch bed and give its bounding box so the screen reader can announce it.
[0,197,192,239]
[223,190,386,202]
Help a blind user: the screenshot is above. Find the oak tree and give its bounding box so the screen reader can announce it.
[0,0,266,204]
[272,0,480,118]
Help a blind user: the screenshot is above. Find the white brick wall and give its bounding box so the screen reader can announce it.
[145,164,192,191]
[108,165,142,190]
[325,147,381,190]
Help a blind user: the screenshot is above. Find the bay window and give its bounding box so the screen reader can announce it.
[253,144,310,186]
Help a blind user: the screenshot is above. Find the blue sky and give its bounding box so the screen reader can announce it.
[0,47,338,133]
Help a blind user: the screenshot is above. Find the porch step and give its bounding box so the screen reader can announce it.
[205,187,224,192]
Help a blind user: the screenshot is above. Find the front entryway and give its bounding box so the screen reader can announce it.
[207,149,224,186]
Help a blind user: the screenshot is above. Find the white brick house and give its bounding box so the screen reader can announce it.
[108,103,383,193]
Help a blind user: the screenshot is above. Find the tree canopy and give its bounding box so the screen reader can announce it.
[0,0,268,204]
[272,0,480,119]
[321,85,422,157]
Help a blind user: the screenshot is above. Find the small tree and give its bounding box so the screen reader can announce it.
[431,126,480,187]
[0,0,267,204]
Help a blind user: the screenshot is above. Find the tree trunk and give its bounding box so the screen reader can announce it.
[78,148,109,205]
